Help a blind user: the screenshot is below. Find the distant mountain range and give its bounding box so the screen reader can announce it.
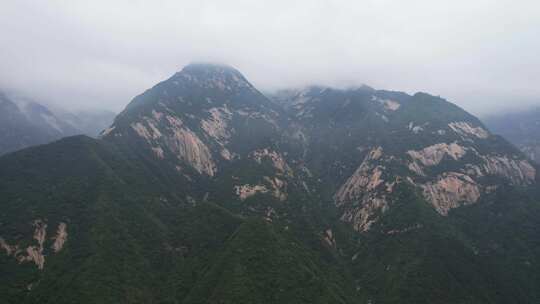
[0,92,115,155]
[1,64,539,304]
[484,107,540,162]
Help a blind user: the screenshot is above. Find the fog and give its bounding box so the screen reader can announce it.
[1,0,539,115]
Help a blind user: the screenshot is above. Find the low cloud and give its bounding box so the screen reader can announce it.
[1,0,539,115]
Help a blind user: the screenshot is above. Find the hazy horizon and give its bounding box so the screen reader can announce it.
[1,1,539,116]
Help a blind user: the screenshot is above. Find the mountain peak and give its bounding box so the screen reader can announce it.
[181,62,240,73]
[172,62,250,87]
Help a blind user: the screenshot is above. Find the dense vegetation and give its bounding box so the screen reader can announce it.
[1,64,540,303]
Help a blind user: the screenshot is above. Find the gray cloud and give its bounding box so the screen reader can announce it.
[1,0,539,115]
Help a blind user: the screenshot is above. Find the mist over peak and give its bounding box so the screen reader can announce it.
[1,1,538,116]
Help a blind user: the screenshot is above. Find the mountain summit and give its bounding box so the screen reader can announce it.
[1,64,540,303]
[0,92,79,155]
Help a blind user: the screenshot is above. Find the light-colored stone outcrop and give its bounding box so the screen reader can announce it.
[2,220,68,270]
[335,165,384,202]
[322,229,336,247]
[449,121,489,139]
[234,176,288,202]
[151,146,165,159]
[421,172,481,215]
[1,220,49,270]
[0,237,17,256]
[340,195,389,232]
[373,96,400,111]
[408,122,425,134]
[151,110,164,120]
[408,161,425,176]
[130,117,163,142]
[264,207,276,222]
[234,184,269,200]
[201,106,232,145]
[145,119,163,139]
[131,122,153,141]
[25,220,47,269]
[51,222,68,253]
[166,124,216,176]
[407,142,467,167]
[377,98,400,111]
[251,149,293,176]
[131,113,218,175]
[480,155,536,185]
[334,149,384,204]
[100,126,115,137]
[335,147,389,231]
[220,148,233,160]
[264,176,288,201]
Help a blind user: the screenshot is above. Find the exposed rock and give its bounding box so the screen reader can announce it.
[220,148,233,160]
[335,152,384,203]
[200,106,232,145]
[151,109,164,120]
[338,165,384,201]
[340,195,389,232]
[373,96,400,111]
[51,222,68,253]
[145,118,163,139]
[382,99,400,111]
[130,117,163,143]
[131,122,153,141]
[408,122,426,134]
[27,220,47,269]
[165,114,184,129]
[130,114,218,175]
[264,176,288,201]
[0,237,18,256]
[408,161,425,176]
[335,147,390,231]
[234,184,269,201]
[407,142,467,166]
[165,124,216,176]
[151,146,165,159]
[251,148,292,176]
[368,146,383,160]
[464,164,484,177]
[264,207,277,222]
[323,229,336,247]
[25,246,45,270]
[480,155,536,185]
[422,172,481,215]
[449,121,489,139]
[1,220,49,270]
[100,126,115,137]
[234,176,287,202]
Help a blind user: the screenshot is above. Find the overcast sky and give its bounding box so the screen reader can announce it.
[1,0,539,115]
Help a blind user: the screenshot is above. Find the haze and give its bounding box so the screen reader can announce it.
[1,0,539,115]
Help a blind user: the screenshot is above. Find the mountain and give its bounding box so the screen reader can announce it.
[0,92,116,155]
[56,109,116,138]
[483,107,540,162]
[0,93,79,155]
[1,64,540,304]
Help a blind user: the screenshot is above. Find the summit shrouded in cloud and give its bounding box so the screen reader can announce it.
[1,1,539,115]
